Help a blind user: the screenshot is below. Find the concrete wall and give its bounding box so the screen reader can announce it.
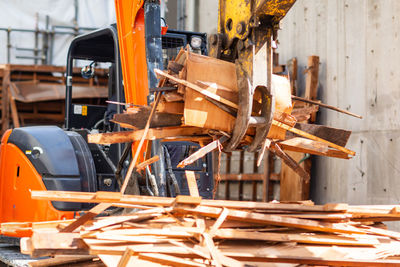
[191,0,400,212]
[277,0,400,207]
[184,0,218,33]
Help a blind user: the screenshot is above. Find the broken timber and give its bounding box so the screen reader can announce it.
[16,190,400,266]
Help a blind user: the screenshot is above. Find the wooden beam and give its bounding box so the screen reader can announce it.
[138,252,206,267]
[113,109,182,130]
[279,140,350,159]
[177,136,228,168]
[225,254,400,266]
[219,173,264,181]
[155,68,238,110]
[292,95,362,119]
[185,171,200,197]
[288,122,352,147]
[176,206,365,234]
[88,127,209,145]
[60,203,112,233]
[136,156,160,171]
[273,120,355,156]
[30,190,349,212]
[121,91,162,193]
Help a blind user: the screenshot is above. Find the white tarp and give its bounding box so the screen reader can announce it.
[0,0,116,65]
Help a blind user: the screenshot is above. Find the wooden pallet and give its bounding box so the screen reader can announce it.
[0,64,108,132]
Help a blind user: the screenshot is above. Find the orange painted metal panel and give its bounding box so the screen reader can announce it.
[0,134,74,237]
[114,0,149,105]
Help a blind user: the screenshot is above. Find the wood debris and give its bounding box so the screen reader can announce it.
[89,48,359,180]
[13,190,400,266]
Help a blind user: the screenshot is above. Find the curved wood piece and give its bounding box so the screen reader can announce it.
[223,63,252,152]
[247,85,275,152]
[269,142,310,184]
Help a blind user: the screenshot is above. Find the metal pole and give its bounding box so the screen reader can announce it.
[42,15,50,64]
[74,0,79,36]
[34,13,39,64]
[6,28,10,63]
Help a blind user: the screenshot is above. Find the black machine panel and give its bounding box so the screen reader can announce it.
[68,104,107,130]
[8,126,79,177]
[72,129,118,192]
[8,126,99,211]
[163,141,213,199]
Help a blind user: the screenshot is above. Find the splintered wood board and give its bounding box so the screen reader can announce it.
[280,150,309,201]
[183,53,237,132]
[266,74,293,140]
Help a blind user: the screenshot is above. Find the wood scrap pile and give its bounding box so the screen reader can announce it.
[13,188,400,266]
[88,48,360,184]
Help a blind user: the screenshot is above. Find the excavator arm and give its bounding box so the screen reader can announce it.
[113,0,297,195]
[209,0,296,152]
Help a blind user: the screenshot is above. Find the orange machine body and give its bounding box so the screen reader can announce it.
[0,130,74,237]
[115,0,150,161]
[115,0,148,105]
[0,1,156,237]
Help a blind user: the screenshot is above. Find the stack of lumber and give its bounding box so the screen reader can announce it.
[12,188,400,266]
[0,64,108,133]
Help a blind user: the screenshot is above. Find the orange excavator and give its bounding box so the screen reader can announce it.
[0,0,296,238]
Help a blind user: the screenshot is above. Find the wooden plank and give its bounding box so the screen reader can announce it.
[100,253,162,267]
[31,190,349,212]
[136,156,160,171]
[156,100,184,114]
[60,203,112,233]
[202,233,222,267]
[280,150,309,201]
[154,69,238,110]
[29,256,96,267]
[274,120,355,156]
[83,213,157,232]
[163,91,184,102]
[113,110,182,130]
[279,138,350,159]
[9,85,20,127]
[87,242,200,256]
[304,55,319,122]
[292,95,362,119]
[1,66,10,132]
[175,195,202,205]
[121,91,162,193]
[280,137,328,153]
[138,253,206,267]
[156,64,237,133]
[176,206,366,234]
[29,232,88,257]
[225,254,400,266]
[274,111,297,127]
[288,122,352,147]
[185,171,200,197]
[177,136,228,168]
[117,247,134,267]
[209,208,229,236]
[287,57,297,95]
[88,127,210,145]
[291,105,319,122]
[219,173,264,181]
[214,229,378,246]
[269,142,310,184]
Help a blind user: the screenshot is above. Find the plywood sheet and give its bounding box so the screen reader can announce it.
[183,53,237,132]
